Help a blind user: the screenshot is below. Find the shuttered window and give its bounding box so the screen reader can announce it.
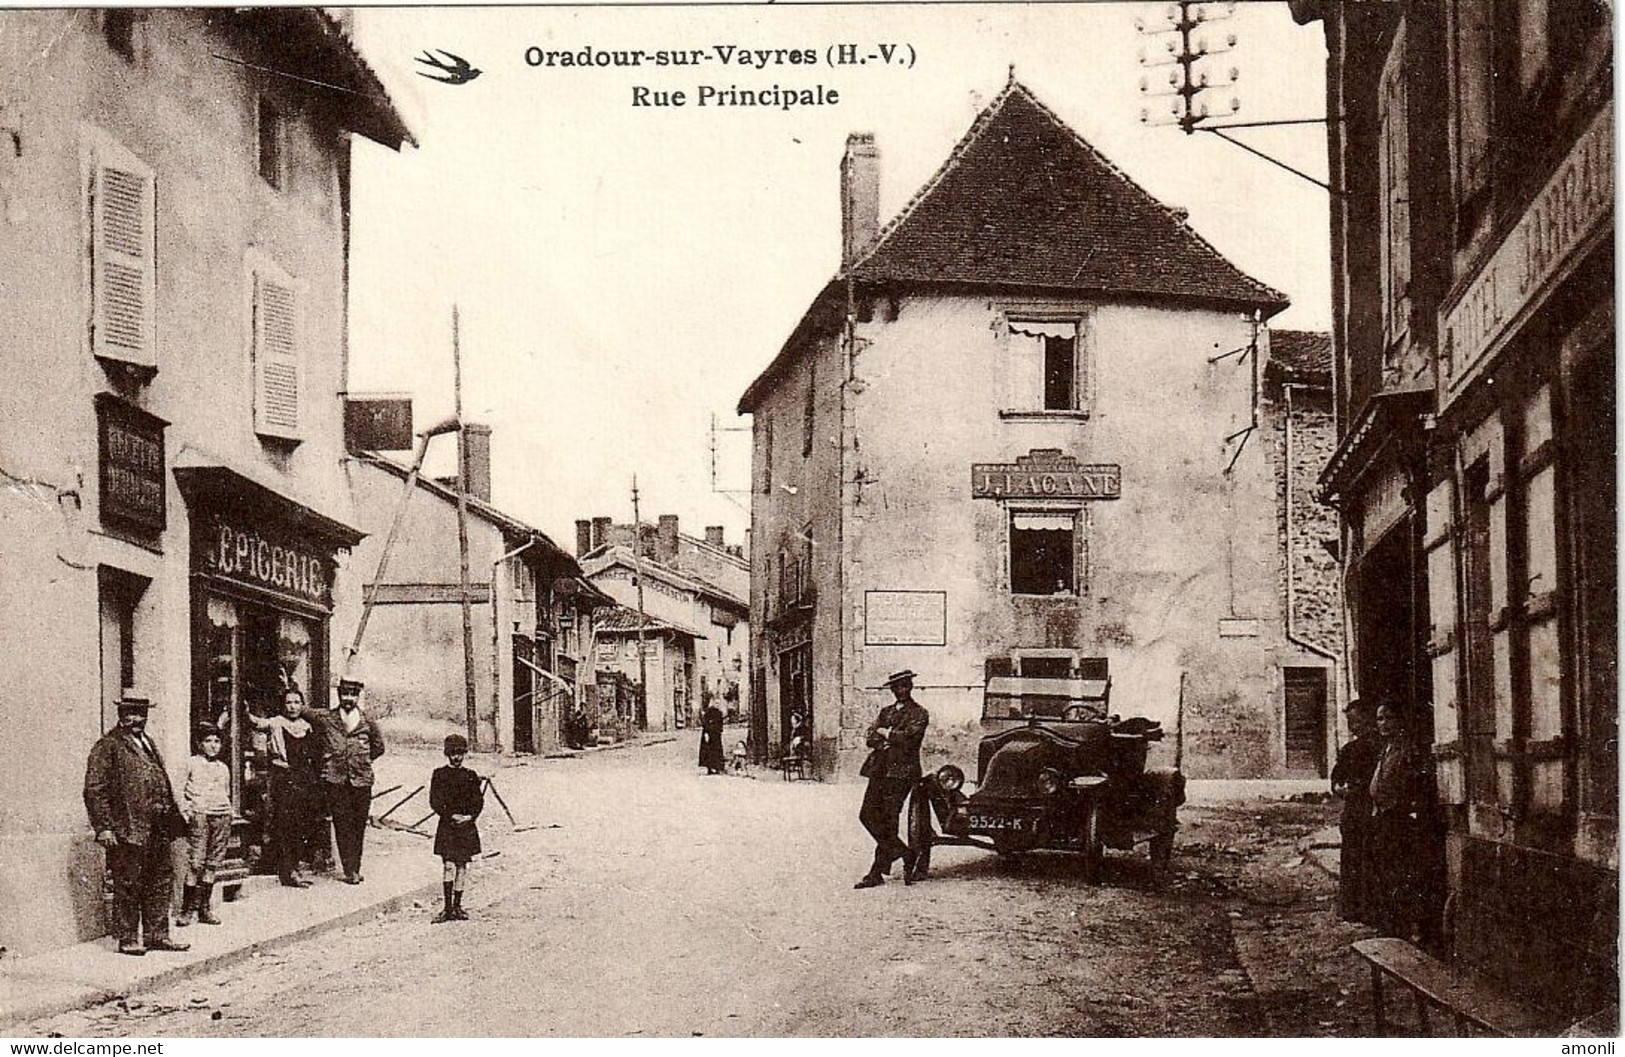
[252,265,301,441]
[90,147,156,369]
[1377,29,1411,348]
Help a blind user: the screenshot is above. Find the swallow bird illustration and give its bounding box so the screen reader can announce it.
[415,49,481,85]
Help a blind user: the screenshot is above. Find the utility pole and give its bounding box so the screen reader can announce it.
[453,305,479,750]
[630,476,650,734]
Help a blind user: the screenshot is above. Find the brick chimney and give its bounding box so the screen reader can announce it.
[591,517,612,553]
[575,519,593,557]
[704,526,725,548]
[841,133,880,269]
[657,515,679,563]
[460,423,492,502]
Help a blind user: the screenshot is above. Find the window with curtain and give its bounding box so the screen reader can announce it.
[1006,319,1083,413]
[1010,511,1077,596]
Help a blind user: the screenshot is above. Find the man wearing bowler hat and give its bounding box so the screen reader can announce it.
[318,677,385,884]
[83,691,191,955]
[855,669,930,889]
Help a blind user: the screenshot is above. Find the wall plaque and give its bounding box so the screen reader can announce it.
[96,394,167,536]
[864,590,947,646]
[972,449,1120,500]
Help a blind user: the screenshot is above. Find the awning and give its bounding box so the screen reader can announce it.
[173,445,365,548]
[1009,320,1076,340]
[1317,388,1433,508]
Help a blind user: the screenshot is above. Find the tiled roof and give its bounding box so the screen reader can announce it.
[1267,329,1333,383]
[848,81,1288,308]
[739,80,1287,412]
[213,9,415,150]
[593,605,706,639]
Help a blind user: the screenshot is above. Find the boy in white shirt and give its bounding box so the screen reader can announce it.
[176,725,232,927]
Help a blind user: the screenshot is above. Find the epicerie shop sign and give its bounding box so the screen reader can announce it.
[205,520,331,607]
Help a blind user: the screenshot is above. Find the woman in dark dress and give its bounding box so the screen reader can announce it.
[430,734,483,923]
[1368,701,1439,942]
[699,702,727,775]
[1329,697,1379,923]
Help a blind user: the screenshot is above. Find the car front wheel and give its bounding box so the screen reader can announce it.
[1080,797,1104,883]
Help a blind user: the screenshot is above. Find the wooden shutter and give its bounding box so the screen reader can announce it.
[252,266,301,440]
[1378,31,1411,346]
[90,149,156,368]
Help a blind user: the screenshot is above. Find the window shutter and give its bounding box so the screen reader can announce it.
[253,267,301,440]
[1378,34,1411,345]
[90,150,156,368]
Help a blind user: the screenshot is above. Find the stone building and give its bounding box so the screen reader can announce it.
[0,9,408,956]
[576,517,749,732]
[336,438,606,755]
[1293,0,1616,1019]
[737,79,1341,781]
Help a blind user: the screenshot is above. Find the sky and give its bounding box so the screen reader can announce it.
[345,2,1331,553]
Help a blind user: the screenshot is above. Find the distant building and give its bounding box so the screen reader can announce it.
[576,517,749,731]
[1293,0,1615,1018]
[338,435,608,755]
[736,79,1341,780]
[0,9,409,956]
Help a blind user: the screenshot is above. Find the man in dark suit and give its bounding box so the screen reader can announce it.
[83,692,191,956]
[855,669,930,889]
[318,678,385,884]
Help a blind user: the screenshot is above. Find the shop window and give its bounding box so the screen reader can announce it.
[1010,510,1077,596]
[257,96,285,190]
[87,139,157,370]
[1005,320,1084,414]
[251,261,302,442]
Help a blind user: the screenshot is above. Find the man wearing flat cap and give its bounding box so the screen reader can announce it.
[317,678,385,884]
[83,691,191,955]
[855,669,930,889]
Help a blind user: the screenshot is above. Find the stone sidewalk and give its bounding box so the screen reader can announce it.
[0,736,677,1033]
[0,825,437,1031]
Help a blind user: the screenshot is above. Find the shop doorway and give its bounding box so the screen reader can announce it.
[1351,519,1421,708]
[779,642,812,755]
[513,635,536,753]
[1283,666,1329,777]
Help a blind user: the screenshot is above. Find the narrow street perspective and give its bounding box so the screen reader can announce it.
[0,0,1614,1042]
[17,734,1373,1039]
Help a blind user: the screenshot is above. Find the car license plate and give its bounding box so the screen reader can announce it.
[969,812,1029,832]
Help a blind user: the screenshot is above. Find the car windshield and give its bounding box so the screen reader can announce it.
[982,675,1110,722]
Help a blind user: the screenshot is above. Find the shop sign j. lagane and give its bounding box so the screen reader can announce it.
[200,517,332,608]
[971,449,1121,500]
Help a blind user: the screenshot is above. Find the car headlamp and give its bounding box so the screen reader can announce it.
[935,764,965,792]
[1038,767,1065,796]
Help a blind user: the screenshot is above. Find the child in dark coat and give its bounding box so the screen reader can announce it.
[430,733,484,923]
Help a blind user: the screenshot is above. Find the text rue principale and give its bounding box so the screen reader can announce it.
[630,83,840,109]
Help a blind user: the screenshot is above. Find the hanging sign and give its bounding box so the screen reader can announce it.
[972,449,1120,500]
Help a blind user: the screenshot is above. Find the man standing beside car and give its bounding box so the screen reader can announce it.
[855,669,930,889]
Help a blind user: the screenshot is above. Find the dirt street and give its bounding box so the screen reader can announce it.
[25,734,1377,1038]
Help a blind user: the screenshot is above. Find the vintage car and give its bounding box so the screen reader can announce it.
[907,655,1185,884]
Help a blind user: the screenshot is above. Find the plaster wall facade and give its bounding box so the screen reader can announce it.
[749,295,1333,779]
[0,10,365,955]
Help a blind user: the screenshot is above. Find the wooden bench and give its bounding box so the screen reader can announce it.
[1352,937,1554,1037]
